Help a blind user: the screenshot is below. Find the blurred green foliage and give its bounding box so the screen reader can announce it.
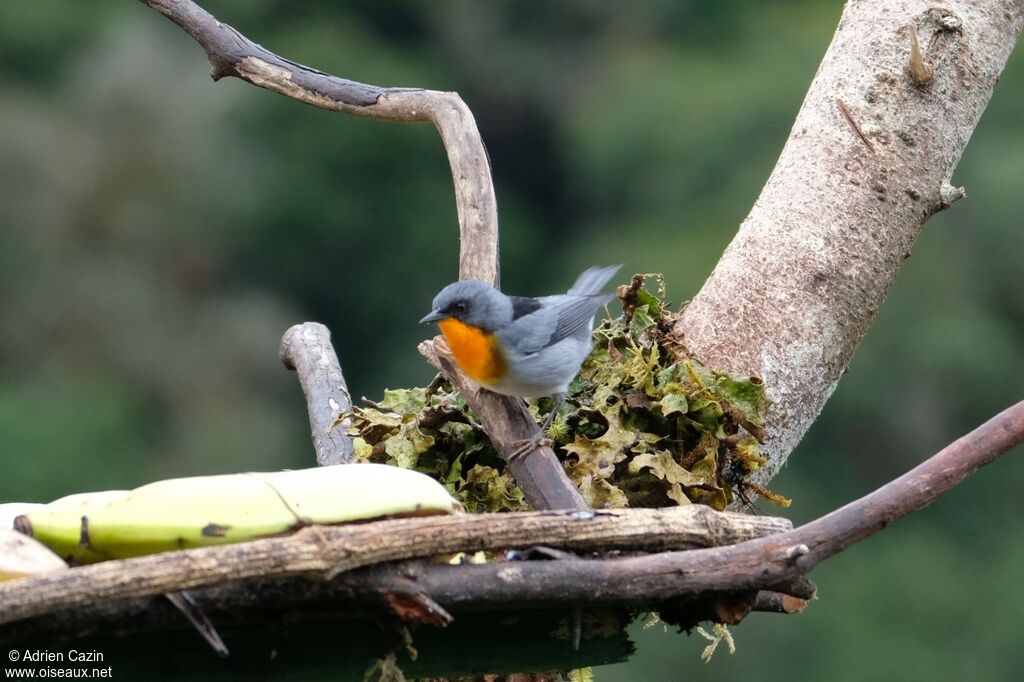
[0,0,1021,679]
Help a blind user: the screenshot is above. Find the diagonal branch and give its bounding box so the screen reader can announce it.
[626,398,1024,594]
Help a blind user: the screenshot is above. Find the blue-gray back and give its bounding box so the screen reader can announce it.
[499,265,621,355]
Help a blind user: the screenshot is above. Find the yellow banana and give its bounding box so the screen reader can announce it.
[13,491,129,563]
[16,464,459,563]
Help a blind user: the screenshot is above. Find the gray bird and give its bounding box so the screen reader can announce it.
[420,264,622,458]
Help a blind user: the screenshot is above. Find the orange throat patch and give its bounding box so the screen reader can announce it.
[438,318,507,386]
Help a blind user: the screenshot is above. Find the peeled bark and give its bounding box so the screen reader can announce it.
[676,0,1024,481]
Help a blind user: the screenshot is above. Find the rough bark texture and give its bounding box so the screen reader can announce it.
[3,564,812,644]
[279,322,354,465]
[676,0,1024,481]
[0,505,792,625]
[4,399,1021,630]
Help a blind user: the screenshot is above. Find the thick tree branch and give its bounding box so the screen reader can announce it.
[279,322,354,466]
[581,398,1022,596]
[140,0,498,286]
[4,564,813,644]
[421,338,589,511]
[676,0,1024,482]
[4,400,1021,628]
[0,505,791,625]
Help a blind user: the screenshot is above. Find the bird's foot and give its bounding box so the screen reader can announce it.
[507,434,555,462]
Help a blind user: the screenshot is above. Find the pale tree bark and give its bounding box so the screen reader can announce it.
[676,0,1024,482]
[280,322,354,466]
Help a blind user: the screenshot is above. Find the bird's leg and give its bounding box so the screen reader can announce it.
[507,393,565,462]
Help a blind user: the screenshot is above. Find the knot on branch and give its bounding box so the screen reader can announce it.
[784,544,810,562]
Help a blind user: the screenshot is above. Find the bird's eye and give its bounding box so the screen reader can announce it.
[453,301,467,312]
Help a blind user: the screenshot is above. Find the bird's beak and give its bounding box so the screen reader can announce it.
[419,310,445,324]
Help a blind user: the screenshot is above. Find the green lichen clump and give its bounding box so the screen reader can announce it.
[345,274,786,512]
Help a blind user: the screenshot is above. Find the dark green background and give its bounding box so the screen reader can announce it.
[1,1,1022,679]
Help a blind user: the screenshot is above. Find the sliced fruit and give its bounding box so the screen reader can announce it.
[0,529,67,582]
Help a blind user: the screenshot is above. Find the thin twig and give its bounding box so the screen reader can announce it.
[836,98,876,153]
[164,592,230,657]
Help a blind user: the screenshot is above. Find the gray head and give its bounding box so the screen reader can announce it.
[419,280,513,332]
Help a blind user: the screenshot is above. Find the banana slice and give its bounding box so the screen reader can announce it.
[0,529,67,581]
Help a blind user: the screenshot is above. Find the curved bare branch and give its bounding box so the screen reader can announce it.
[140,0,499,286]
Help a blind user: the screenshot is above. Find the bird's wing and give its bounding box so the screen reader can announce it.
[503,294,611,355]
[502,266,620,355]
[501,303,560,355]
[544,293,614,343]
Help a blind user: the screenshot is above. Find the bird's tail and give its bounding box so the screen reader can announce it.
[566,264,623,297]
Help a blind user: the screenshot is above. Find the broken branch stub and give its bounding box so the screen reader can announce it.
[280,322,354,466]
